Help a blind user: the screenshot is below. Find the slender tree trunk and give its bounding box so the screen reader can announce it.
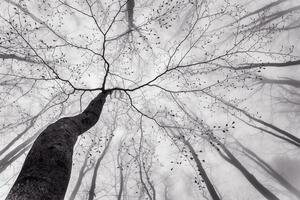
[0,135,35,174]
[247,115,300,145]
[0,95,59,156]
[259,77,300,88]
[163,122,221,200]
[143,164,156,200]
[217,142,280,200]
[0,145,31,174]
[237,116,300,147]
[87,135,112,200]
[126,0,135,29]
[137,120,156,200]
[136,123,155,200]
[0,118,59,174]
[170,95,280,199]
[236,141,300,199]
[68,145,94,200]
[182,138,221,200]
[117,149,124,200]
[163,185,170,200]
[137,160,152,200]
[6,91,109,200]
[206,92,300,146]
[0,120,36,156]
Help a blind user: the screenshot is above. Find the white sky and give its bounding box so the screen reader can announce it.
[0,0,300,199]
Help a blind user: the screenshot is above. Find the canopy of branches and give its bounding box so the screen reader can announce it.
[0,0,300,199]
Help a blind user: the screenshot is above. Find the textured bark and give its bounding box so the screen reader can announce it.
[6,91,109,200]
[0,117,59,174]
[0,96,56,156]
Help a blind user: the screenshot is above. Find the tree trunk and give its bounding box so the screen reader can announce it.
[236,140,300,199]
[6,91,109,200]
[117,149,124,200]
[217,143,280,200]
[87,135,112,200]
[126,0,135,29]
[164,123,221,200]
[182,138,221,200]
[0,134,35,174]
[68,145,93,200]
[207,92,300,146]
[0,118,58,174]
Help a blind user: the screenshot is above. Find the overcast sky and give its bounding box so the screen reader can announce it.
[0,0,300,199]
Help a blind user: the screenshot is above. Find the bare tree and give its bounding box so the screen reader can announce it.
[165,126,221,200]
[1,0,300,199]
[87,131,113,200]
[6,91,109,200]
[235,139,300,199]
[68,145,94,200]
[216,141,279,200]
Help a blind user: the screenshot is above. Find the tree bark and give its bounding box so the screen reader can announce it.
[5,91,109,200]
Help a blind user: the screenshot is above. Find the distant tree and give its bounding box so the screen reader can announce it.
[1,0,300,199]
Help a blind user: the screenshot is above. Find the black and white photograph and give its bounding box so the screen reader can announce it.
[0,0,300,199]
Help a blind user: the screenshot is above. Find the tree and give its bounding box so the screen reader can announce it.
[5,91,108,199]
[1,0,300,199]
[235,139,300,199]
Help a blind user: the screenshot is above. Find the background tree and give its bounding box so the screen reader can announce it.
[0,0,300,199]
